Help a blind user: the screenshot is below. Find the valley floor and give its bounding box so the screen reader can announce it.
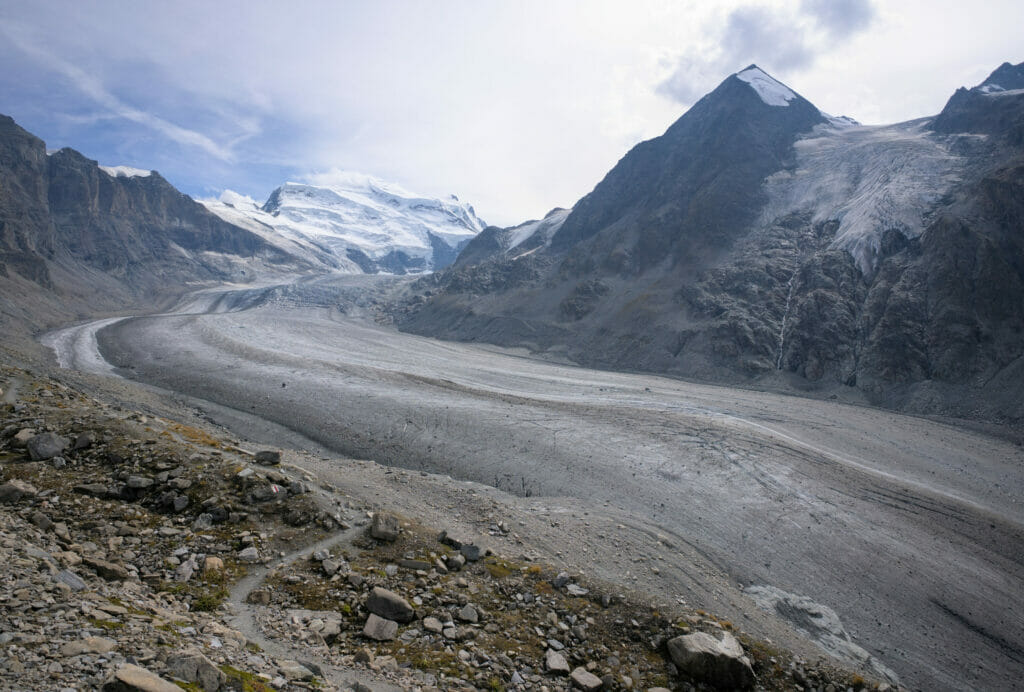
[40,278,1024,691]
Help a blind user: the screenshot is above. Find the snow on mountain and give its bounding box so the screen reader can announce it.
[201,172,485,274]
[736,65,797,107]
[99,165,152,178]
[506,207,571,251]
[761,119,963,274]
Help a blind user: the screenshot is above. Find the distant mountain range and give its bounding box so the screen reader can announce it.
[201,175,485,275]
[401,63,1024,426]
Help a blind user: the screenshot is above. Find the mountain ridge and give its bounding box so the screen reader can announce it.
[400,63,1024,426]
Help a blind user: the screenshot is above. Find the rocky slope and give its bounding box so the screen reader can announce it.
[201,174,485,276]
[400,63,1024,427]
[0,365,882,691]
[0,114,312,341]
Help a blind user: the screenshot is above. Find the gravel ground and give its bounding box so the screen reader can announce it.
[39,287,1024,691]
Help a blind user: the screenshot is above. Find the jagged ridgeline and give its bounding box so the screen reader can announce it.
[402,63,1024,426]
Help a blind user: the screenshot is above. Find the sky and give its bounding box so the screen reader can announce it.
[1,1,1021,227]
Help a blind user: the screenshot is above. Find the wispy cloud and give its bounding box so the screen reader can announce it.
[1,22,234,162]
[657,1,877,106]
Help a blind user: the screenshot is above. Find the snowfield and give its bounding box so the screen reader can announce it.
[201,173,485,273]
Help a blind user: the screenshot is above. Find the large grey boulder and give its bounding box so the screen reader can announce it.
[370,512,399,541]
[545,649,570,675]
[366,586,414,623]
[570,667,604,691]
[166,648,227,691]
[27,432,68,460]
[667,631,755,690]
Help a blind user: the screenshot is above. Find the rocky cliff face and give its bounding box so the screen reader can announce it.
[0,114,306,333]
[401,63,1024,426]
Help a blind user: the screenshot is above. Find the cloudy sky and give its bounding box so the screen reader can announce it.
[2,1,1021,226]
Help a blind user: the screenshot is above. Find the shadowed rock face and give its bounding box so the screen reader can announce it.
[0,114,306,332]
[401,63,1024,426]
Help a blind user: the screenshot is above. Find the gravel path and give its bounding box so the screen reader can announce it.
[44,294,1024,691]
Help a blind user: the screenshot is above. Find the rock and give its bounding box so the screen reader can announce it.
[60,636,118,657]
[237,546,260,563]
[0,480,37,503]
[370,512,399,541]
[166,648,227,691]
[666,631,755,690]
[254,450,281,465]
[398,558,432,571]
[203,556,224,574]
[247,589,271,605]
[362,613,399,641]
[546,649,570,675]
[570,667,604,691]
[55,569,87,591]
[277,659,315,681]
[347,572,365,588]
[12,428,35,446]
[366,586,414,623]
[27,432,69,460]
[438,529,463,549]
[73,431,95,450]
[322,558,342,576]
[192,513,214,530]
[126,475,154,489]
[422,616,444,633]
[445,553,466,571]
[458,604,479,623]
[553,572,571,589]
[74,483,110,499]
[82,556,129,581]
[567,584,589,596]
[460,543,482,561]
[102,663,181,692]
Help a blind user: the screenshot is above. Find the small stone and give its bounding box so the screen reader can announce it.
[101,663,180,691]
[546,649,570,675]
[12,428,35,447]
[422,616,444,633]
[247,590,271,605]
[30,511,54,531]
[61,636,118,657]
[445,553,466,571]
[73,432,95,450]
[203,556,224,574]
[238,546,260,563]
[276,660,315,681]
[322,558,342,575]
[362,613,398,641]
[570,667,604,691]
[55,569,87,591]
[126,475,154,489]
[458,604,478,623]
[460,543,482,561]
[82,556,129,581]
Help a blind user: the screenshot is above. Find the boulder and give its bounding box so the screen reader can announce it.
[666,631,754,690]
[165,648,226,691]
[254,450,281,465]
[0,480,37,504]
[370,512,399,541]
[570,667,604,691]
[102,663,181,692]
[27,432,68,460]
[366,586,414,623]
[237,546,260,563]
[203,556,224,574]
[362,613,398,641]
[12,428,35,446]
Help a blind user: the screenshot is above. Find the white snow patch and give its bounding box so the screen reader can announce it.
[505,208,571,250]
[761,121,963,274]
[977,83,1005,94]
[736,66,796,107]
[99,165,152,178]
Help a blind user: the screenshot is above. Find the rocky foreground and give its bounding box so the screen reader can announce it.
[0,364,884,691]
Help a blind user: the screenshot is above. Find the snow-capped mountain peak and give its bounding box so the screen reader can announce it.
[736,65,798,107]
[201,172,485,275]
